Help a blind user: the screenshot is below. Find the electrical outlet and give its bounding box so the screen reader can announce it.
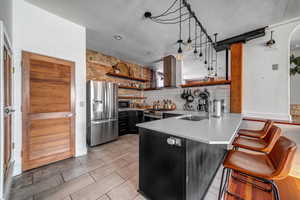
[272,64,279,70]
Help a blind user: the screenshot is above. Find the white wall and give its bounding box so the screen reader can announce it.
[144,85,230,112]
[0,0,12,40]
[182,51,227,81]
[290,49,300,104]
[12,0,87,175]
[243,18,300,120]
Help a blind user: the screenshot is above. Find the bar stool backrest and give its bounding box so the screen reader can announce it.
[262,126,282,152]
[261,120,274,136]
[268,136,297,180]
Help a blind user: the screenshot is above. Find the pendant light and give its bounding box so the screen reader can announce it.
[204,37,208,65]
[186,13,192,50]
[199,30,203,58]
[193,19,198,54]
[210,41,214,71]
[176,0,183,60]
[214,33,218,76]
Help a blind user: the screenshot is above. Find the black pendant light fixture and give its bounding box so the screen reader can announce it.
[204,37,208,65]
[199,30,203,58]
[144,0,220,77]
[177,0,183,60]
[214,33,218,76]
[194,20,198,54]
[187,13,192,45]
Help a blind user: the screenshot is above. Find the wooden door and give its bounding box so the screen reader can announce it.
[22,51,75,171]
[3,46,13,174]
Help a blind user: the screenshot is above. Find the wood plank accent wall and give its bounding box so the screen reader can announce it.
[86,50,152,101]
[230,43,243,113]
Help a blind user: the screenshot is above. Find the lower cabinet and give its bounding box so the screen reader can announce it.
[139,129,186,200]
[139,128,227,200]
[118,110,144,135]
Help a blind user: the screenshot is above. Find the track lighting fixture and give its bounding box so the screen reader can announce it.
[144,0,220,75]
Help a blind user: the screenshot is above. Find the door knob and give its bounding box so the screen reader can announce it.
[4,107,15,115]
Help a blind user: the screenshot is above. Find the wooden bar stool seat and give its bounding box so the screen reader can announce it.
[238,120,274,139]
[219,136,297,200]
[233,125,282,153]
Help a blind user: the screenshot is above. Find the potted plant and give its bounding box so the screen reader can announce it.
[290,54,300,76]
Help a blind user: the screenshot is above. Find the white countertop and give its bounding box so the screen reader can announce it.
[137,112,242,144]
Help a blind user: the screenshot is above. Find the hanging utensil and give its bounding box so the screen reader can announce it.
[186,89,194,103]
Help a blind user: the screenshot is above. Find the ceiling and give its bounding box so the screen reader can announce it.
[27,0,300,65]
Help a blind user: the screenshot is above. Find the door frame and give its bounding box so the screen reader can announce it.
[0,21,14,200]
[21,51,76,171]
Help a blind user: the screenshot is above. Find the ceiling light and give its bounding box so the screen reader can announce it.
[113,35,122,40]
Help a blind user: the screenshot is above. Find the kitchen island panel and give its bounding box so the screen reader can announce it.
[186,140,227,200]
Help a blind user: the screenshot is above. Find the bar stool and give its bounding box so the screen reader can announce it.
[218,136,297,200]
[233,125,282,153]
[238,120,274,139]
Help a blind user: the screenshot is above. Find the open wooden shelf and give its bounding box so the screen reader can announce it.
[119,85,143,90]
[107,72,148,82]
[181,80,231,88]
[118,96,146,100]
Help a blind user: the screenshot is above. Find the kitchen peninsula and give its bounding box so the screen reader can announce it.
[137,112,242,200]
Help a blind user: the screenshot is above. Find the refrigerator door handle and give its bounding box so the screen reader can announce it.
[91,119,117,125]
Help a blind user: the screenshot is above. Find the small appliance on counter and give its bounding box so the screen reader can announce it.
[118,100,130,109]
[86,81,118,146]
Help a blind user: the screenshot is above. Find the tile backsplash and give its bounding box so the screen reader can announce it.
[143,85,230,112]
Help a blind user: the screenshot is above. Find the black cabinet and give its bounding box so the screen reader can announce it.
[139,128,227,200]
[118,111,129,136]
[118,110,144,135]
[139,129,186,200]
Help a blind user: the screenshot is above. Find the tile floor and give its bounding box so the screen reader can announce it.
[10,134,221,200]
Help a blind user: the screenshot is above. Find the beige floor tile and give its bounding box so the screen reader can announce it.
[107,180,139,200]
[116,162,138,180]
[121,153,138,164]
[11,172,33,190]
[62,196,72,200]
[10,174,64,200]
[96,195,110,200]
[89,158,130,181]
[61,158,105,182]
[71,173,125,200]
[34,174,95,200]
[33,158,81,183]
[133,194,147,200]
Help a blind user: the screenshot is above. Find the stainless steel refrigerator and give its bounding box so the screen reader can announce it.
[87,81,118,146]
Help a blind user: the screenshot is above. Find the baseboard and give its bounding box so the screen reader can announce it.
[75,147,87,157]
[243,112,291,121]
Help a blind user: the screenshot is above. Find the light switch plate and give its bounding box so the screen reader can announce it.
[80,101,85,107]
[272,64,279,70]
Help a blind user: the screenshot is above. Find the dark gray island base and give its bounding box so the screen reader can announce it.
[138,128,227,200]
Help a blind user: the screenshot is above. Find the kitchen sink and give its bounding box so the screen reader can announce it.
[178,115,209,121]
